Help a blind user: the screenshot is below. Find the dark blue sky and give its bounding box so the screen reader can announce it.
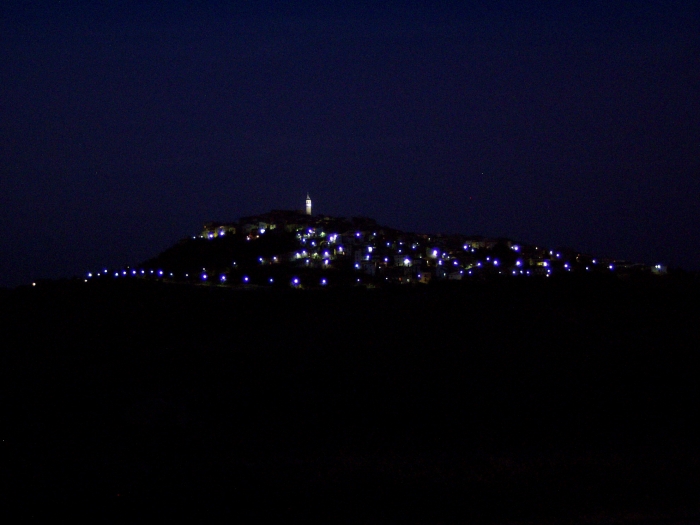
[2,1,699,287]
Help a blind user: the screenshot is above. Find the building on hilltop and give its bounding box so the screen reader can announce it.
[306,193,312,215]
[201,222,236,239]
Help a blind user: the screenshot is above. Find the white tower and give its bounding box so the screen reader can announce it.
[306,193,312,215]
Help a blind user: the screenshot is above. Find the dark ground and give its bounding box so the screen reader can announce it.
[1,276,699,523]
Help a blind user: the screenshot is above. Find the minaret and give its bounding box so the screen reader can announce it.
[306,193,312,215]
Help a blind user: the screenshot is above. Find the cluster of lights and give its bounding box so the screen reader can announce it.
[80,220,664,291]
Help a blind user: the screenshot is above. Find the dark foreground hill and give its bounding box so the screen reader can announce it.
[2,277,699,522]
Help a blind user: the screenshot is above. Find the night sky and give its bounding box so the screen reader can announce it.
[2,1,699,288]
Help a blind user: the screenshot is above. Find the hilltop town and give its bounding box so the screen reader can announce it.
[84,196,667,288]
[10,200,700,523]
